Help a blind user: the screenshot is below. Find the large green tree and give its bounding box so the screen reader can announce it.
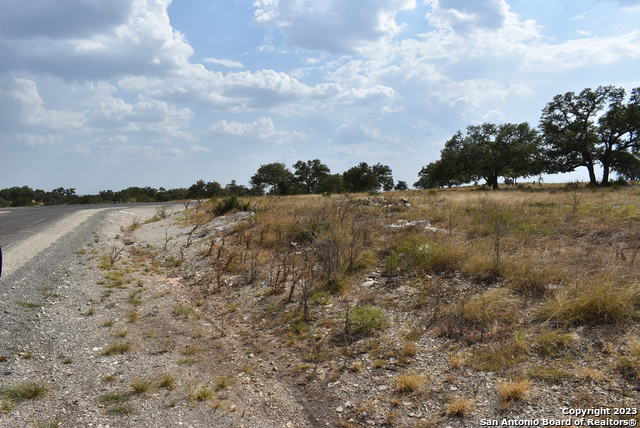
[372,163,394,191]
[540,85,640,185]
[342,162,380,192]
[416,123,543,189]
[250,163,298,195]
[293,159,330,194]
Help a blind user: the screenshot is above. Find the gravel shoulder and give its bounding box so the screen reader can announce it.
[0,206,317,427]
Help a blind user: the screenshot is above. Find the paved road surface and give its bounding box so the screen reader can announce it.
[0,202,176,248]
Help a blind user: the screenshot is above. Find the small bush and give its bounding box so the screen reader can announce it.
[214,196,252,216]
[351,306,387,336]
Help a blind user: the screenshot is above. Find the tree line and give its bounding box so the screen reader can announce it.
[0,161,407,207]
[2,85,637,206]
[416,85,640,189]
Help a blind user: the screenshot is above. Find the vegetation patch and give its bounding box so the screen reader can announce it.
[1,382,47,402]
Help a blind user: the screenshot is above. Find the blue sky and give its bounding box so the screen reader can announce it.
[0,0,639,193]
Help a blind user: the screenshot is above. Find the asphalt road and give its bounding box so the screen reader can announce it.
[0,202,178,248]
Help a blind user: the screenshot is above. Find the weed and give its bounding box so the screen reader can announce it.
[443,397,474,416]
[498,379,531,408]
[106,405,134,416]
[97,392,129,404]
[1,382,47,402]
[172,304,197,319]
[189,387,213,402]
[538,276,640,325]
[102,341,131,356]
[182,345,203,356]
[471,337,529,371]
[130,378,151,394]
[214,196,252,216]
[440,288,519,340]
[128,219,140,231]
[401,342,418,358]
[101,319,115,328]
[528,365,571,384]
[575,366,604,382]
[532,330,574,356]
[351,305,387,336]
[394,373,425,393]
[16,301,41,309]
[177,358,199,365]
[158,373,176,390]
[616,357,640,381]
[215,376,230,391]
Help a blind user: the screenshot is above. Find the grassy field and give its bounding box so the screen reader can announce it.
[89,183,640,425]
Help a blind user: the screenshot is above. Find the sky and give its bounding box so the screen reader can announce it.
[0,0,639,193]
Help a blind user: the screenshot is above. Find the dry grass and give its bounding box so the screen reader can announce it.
[538,275,640,325]
[158,373,176,390]
[159,184,640,422]
[440,288,519,340]
[498,379,531,409]
[130,378,151,394]
[443,397,474,416]
[532,329,574,356]
[102,341,131,356]
[394,373,425,393]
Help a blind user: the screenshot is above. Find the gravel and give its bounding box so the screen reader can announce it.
[0,206,316,427]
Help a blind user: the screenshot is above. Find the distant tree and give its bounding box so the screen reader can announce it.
[250,163,297,195]
[415,159,463,189]
[394,180,408,191]
[0,186,36,206]
[99,190,117,203]
[293,159,330,194]
[342,162,380,192]
[204,181,223,197]
[188,180,224,199]
[372,163,394,191]
[416,123,544,189]
[224,180,252,196]
[540,85,640,185]
[317,174,345,194]
[187,180,207,199]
